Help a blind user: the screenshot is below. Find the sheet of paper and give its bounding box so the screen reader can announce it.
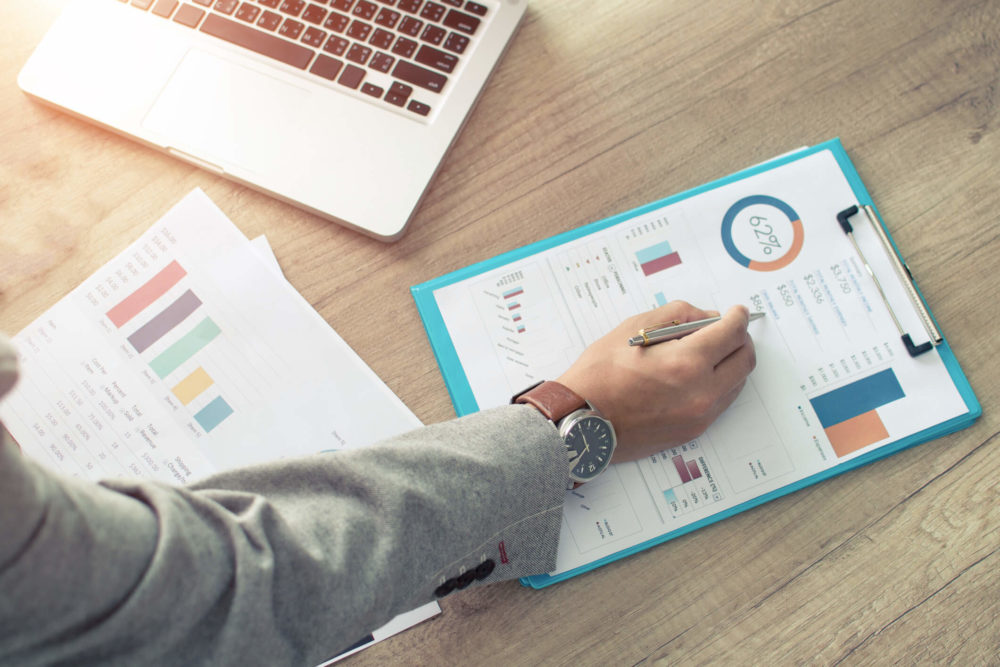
[430,148,968,576]
[0,189,438,657]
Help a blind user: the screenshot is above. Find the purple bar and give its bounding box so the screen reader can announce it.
[127,289,202,353]
[672,455,692,483]
[687,460,701,480]
[640,251,682,276]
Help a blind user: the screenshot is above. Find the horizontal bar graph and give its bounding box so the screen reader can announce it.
[810,368,905,457]
[636,241,682,276]
[127,289,202,353]
[150,317,222,379]
[107,260,187,327]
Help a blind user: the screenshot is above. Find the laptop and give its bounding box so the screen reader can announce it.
[19,0,527,240]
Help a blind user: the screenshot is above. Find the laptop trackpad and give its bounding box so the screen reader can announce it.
[143,49,312,174]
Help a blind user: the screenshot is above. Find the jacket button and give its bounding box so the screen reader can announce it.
[456,571,476,589]
[474,560,495,580]
[434,579,457,597]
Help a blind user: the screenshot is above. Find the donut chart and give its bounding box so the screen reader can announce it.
[721,195,804,271]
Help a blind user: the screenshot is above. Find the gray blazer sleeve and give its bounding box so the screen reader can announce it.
[0,336,568,666]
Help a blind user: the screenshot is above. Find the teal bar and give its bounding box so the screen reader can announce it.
[636,240,674,265]
[194,395,234,432]
[663,488,677,503]
[655,292,668,306]
[150,316,221,378]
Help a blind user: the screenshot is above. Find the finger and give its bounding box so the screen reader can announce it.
[682,305,751,364]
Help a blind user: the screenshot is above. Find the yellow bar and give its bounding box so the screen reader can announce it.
[172,366,213,405]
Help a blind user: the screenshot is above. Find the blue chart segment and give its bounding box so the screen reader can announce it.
[809,368,905,457]
[195,396,235,432]
[636,241,682,276]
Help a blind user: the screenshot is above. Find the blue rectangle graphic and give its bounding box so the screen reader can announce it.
[655,292,668,306]
[809,368,905,428]
[635,241,674,265]
[194,395,234,432]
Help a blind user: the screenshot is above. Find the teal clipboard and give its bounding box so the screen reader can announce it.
[411,138,981,588]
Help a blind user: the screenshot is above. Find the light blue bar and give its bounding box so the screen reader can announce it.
[663,488,677,503]
[194,395,234,432]
[636,240,674,265]
[655,292,668,306]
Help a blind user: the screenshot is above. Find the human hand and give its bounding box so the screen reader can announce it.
[556,301,756,463]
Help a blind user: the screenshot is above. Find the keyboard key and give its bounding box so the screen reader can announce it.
[257,10,282,29]
[352,0,377,19]
[441,0,460,6]
[407,99,430,115]
[398,16,422,36]
[361,82,384,97]
[397,0,421,12]
[131,0,156,9]
[392,60,446,92]
[279,18,305,38]
[192,0,213,6]
[323,12,349,31]
[152,0,179,17]
[279,0,306,16]
[173,4,206,26]
[443,31,468,53]
[309,53,344,80]
[302,3,327,23]
[415,44,457,72]
[323,35,349,54]
[338,64,366,88]
[347,20,372,39]
[369,51,394,72]
[214,0,238,14]
[346,43,372,64]
[442,8,478,34]
[235,3,260,22]
[464,1,486,16]
[302,25,327,46]
[374,8,400,28]
[391,36,417,57]
[369,28,394,49]
[385,81,411,106]
[258,0,280,7]
[420,24,445,45]
[330,0,353,9]
[419,1,444,21]
[201,13,314,68]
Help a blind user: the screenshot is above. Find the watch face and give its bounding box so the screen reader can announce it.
[564,413,616,482]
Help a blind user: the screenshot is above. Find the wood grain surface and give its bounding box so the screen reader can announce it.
[2,0,998,664]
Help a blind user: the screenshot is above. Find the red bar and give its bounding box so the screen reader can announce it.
[687,460,701,480]
[106,260,187,328]
[640,251,682,276]
[672,455,692,483]
[508,303,521,311]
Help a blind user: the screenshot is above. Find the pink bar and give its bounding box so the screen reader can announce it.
[640,251,682,276]
[687,460,701,480]
[508,303,521,311]
[106,260,187,328]
[672,455,692,483]
[504,289,524,299]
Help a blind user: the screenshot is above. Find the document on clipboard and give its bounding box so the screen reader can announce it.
[411,138,981,588]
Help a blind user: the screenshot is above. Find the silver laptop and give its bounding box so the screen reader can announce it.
[19,0,526,240]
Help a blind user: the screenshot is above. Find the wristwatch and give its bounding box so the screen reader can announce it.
[512,380,617,488]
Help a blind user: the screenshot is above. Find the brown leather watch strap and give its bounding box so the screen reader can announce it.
[512,380,587,423]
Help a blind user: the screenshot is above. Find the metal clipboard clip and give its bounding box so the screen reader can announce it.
[836,204,943,357]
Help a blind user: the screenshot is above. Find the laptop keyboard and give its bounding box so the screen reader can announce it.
[124,0,491,118]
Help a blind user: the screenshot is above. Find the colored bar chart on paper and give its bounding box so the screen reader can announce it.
[172,367,214,405]
[635,241,681,276]
[127,289,202,353]
[809,368,905,457]
[150,317,222,379]
[504,286,525,332]
[194,396,234,432]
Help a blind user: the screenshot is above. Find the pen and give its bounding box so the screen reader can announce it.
[628,311,765,346]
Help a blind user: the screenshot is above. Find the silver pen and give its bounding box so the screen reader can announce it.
[627,311,765,346]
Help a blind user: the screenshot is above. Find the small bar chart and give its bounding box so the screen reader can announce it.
[809,368,905,457]
[106,261,233,433]
[635,240,682,276]
[503,286,525,333]
[641,442,724,520]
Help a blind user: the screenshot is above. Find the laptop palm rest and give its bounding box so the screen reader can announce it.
[143,48,313,177]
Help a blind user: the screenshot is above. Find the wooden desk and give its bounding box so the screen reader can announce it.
[3,0,998,663]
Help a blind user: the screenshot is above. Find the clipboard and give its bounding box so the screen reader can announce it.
[411,138,981,588]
